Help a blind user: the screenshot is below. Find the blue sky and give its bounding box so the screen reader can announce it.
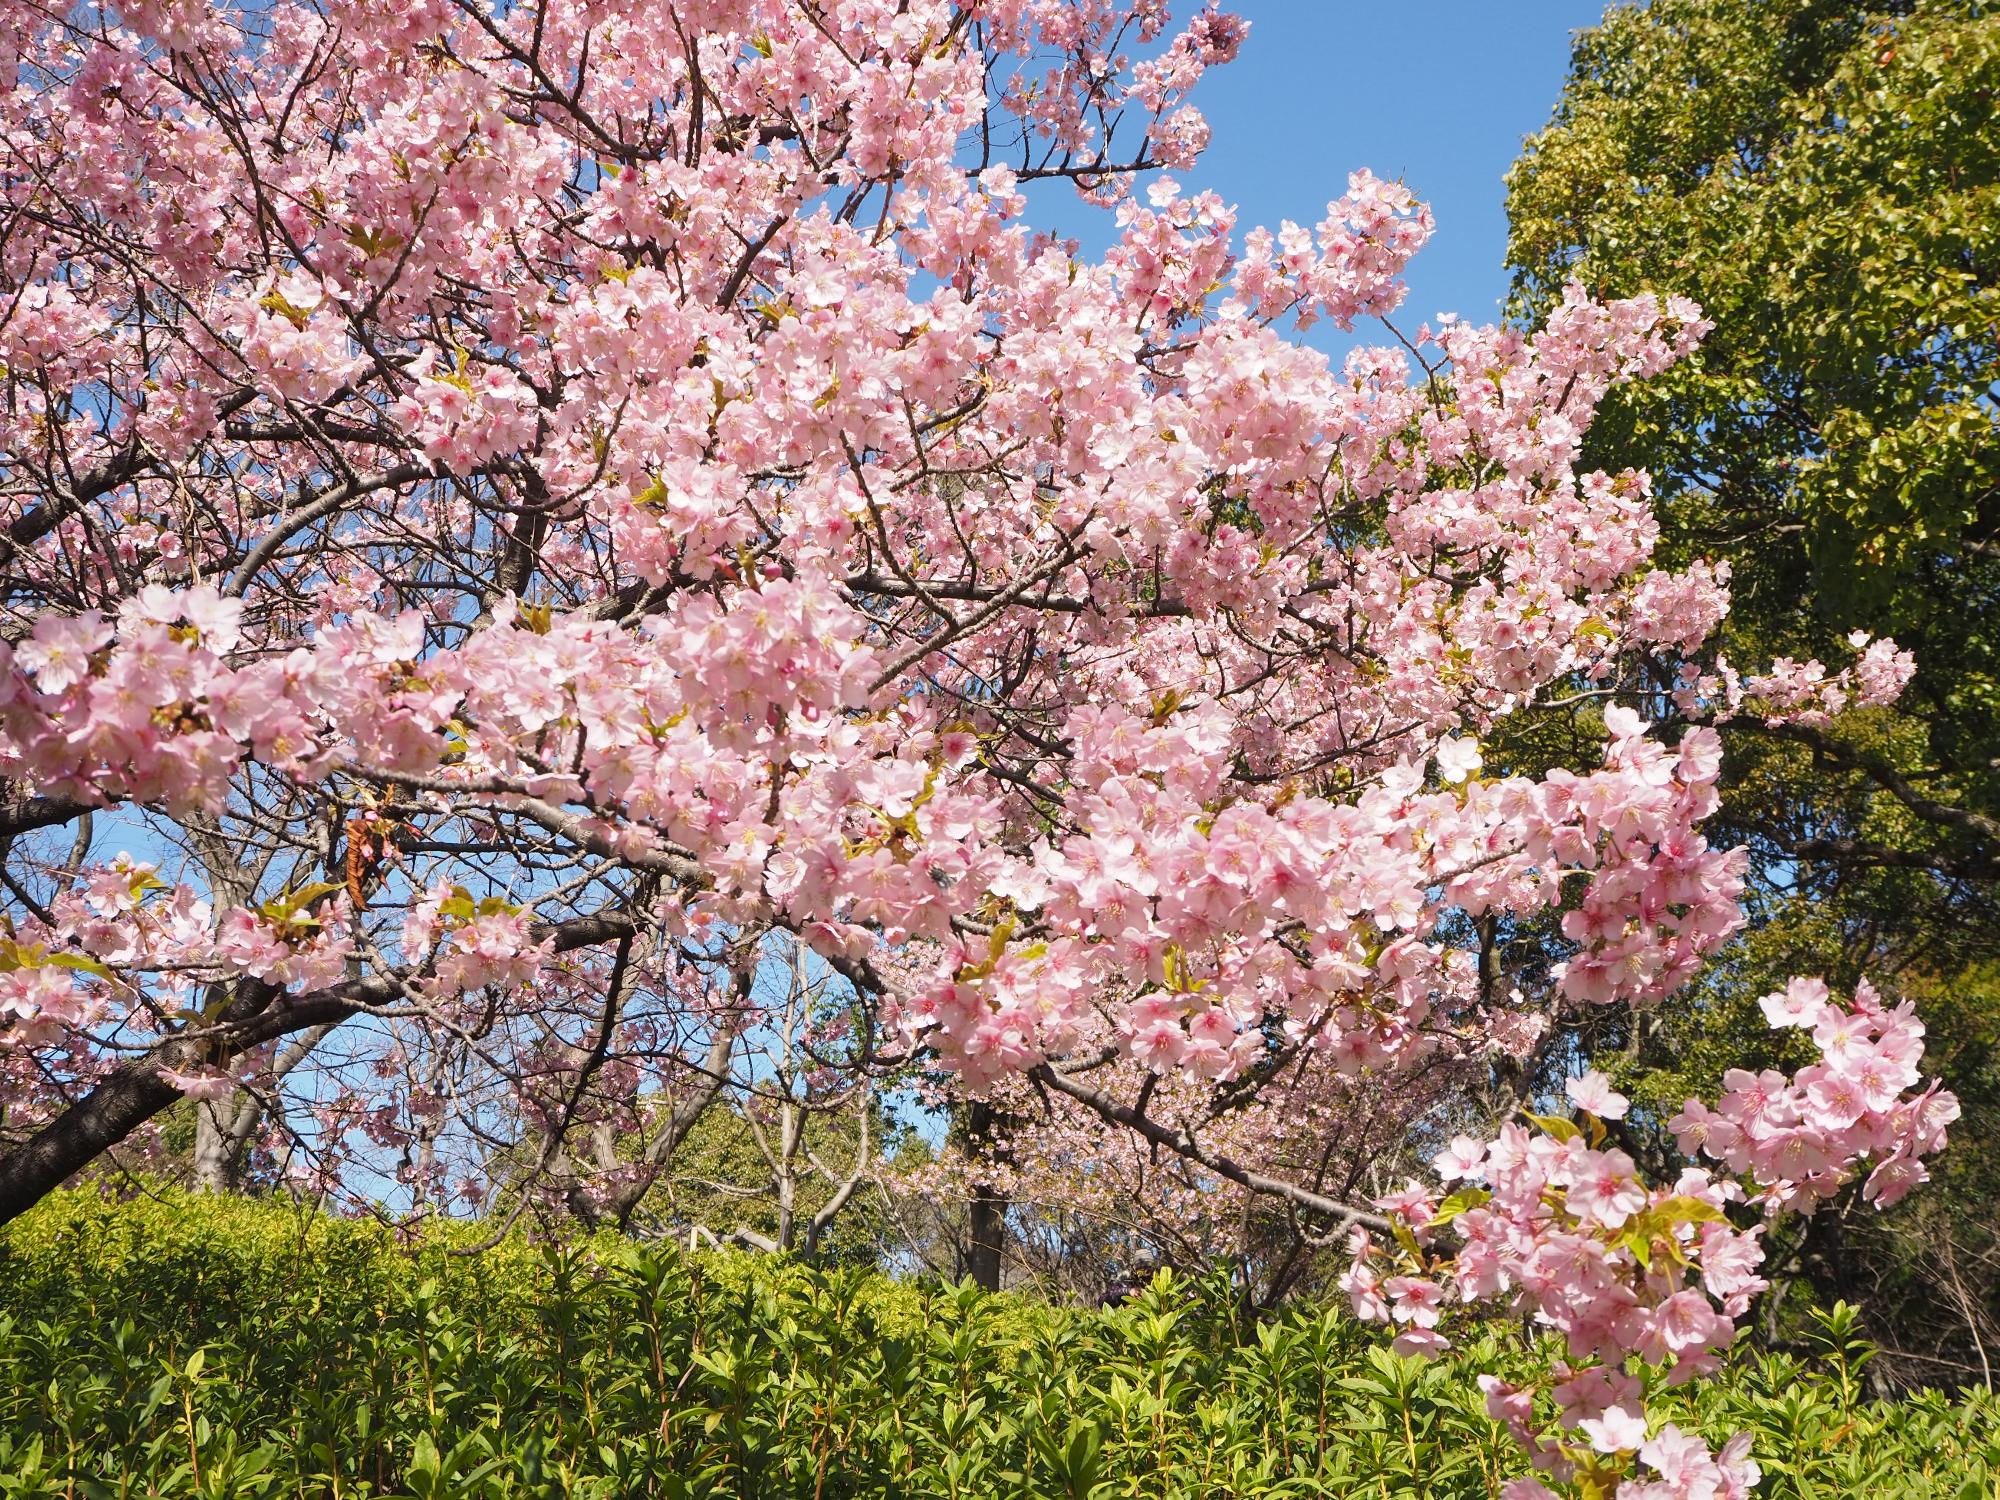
[1027,0,1614,353]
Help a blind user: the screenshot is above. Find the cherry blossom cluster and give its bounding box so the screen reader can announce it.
[0,852,356,1107]
[1731,634,1917,725]
[1343,983,1958,1496]
[1674,977,1956,1211]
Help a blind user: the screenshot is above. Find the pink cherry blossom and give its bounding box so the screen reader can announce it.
[1759,975,1832,1029]
[1565,1070,1629,1120]
[1346,980,1954,1488]
[1435,737,1483,784]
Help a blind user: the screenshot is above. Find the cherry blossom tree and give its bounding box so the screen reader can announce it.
[902,999,1537,1303]
[0,0,1960,1490]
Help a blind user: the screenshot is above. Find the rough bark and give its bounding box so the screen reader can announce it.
[964,1101,1006,1292]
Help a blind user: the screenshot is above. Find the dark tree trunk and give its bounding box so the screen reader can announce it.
[967,1184,1006,1291]
[964,1101,1006,1291]
[0,1064,185,1224]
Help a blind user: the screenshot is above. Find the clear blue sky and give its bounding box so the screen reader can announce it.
[1027,0,1614,352]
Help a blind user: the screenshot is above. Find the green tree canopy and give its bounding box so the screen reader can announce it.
[1506,0,2000,1384]
[1510,1,1997,743]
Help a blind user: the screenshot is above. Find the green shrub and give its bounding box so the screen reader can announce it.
[1,1188,1994,1498]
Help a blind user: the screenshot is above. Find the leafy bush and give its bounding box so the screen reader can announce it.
[1,1189,1993,1498]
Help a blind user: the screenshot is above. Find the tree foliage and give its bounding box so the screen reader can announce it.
[1505,0,2000,1383]
[1508,0,1998,706]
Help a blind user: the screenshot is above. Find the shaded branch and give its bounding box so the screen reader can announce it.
[1029,1063,1391,1234]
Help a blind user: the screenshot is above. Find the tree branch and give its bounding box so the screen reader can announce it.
[1029,1063,1391,1234]
[0,910,638,1226]
[1752,719,2000,850]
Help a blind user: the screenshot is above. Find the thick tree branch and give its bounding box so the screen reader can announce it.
[1786,835,2000,884]
[0,795,93,841]
[1753,720,2000,851]
[0,910,638,1226]
[1029,1063,1391,1234]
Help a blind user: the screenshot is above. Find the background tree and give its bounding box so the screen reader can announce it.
[1505,0,2000,1383]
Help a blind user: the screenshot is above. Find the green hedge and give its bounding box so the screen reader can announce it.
[1,1188,1994,1498]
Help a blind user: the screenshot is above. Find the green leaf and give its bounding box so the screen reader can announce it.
[1521,1111,1581,1143]
[1429,1188,1491,1228]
